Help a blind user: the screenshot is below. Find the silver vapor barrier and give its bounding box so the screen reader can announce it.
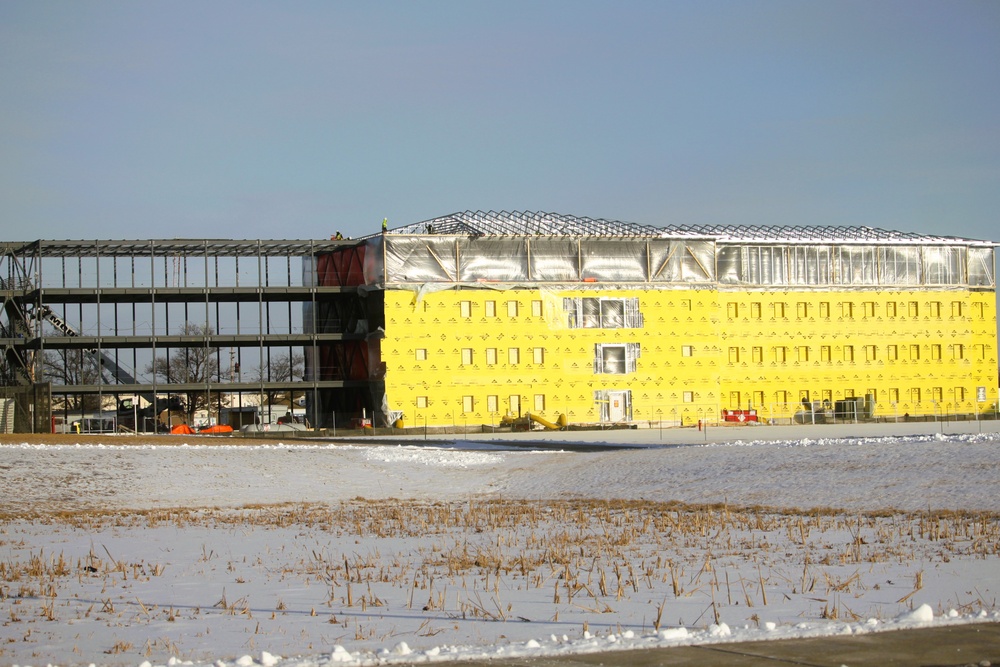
[717,244,993,287]
[367,237,718,285]
[364,236,995,289]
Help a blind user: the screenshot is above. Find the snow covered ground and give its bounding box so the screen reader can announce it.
[1,426,999,666]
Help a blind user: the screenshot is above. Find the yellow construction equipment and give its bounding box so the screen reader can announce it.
[526,412,568,430]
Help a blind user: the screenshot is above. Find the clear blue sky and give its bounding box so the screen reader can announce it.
[2,0,998,242]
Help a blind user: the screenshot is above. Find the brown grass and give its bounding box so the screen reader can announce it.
[2,494,997,656]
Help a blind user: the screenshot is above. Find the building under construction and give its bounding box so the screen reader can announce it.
[323,211,998,428]
[2,212,997,432]
[0,238,371,432]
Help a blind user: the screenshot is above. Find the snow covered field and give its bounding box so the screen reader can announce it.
[1,427,999,666]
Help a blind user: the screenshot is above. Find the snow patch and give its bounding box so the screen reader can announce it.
[897,603,934,624]
[660,627,690,640]
[708,623,732,637]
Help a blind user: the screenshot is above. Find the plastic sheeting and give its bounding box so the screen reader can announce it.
[969,247,995,286]
[717,244,993,288]
[372,236,720,285]
[529,238,580,281]
[879,247,921,285]
[366,236,995,289]
[923,246,965,285]
[459,237,528,281]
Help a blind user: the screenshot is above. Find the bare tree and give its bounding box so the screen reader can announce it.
[40,348,104,411]
[145,323,220,420]
[250,351,305,405]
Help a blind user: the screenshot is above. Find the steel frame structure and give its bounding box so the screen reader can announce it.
[1,239,377,432]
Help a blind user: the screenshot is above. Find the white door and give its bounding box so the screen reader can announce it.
[608,391,627,422]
